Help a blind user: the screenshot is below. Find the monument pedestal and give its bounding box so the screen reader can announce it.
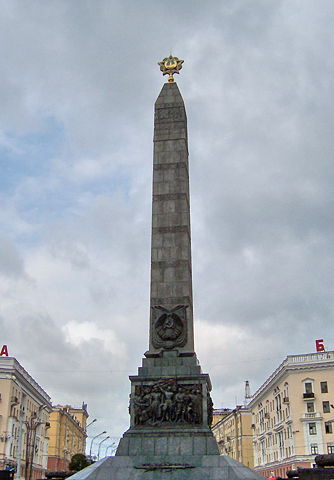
[69,453,264,479]
[67,353,264,478]
[116,350,218,457]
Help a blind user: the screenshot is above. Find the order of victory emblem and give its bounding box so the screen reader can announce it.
[158,55,184,83]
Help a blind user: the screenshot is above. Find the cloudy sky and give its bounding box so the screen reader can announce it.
[1,0,334,456]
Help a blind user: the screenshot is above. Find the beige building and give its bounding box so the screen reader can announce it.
[47,404,88,471]
[0,357,52,480]
[212,406,254,468]
[212,408,232,427]
[249,351,334,478]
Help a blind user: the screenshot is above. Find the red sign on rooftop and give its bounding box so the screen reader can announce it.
[0,345,8,357]
[316,339,325,352]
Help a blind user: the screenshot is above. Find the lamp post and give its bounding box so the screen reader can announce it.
[25,405,48,480]
[97,436,110,460]
[89,431,107,459]
[105,443,117,456]
[86,418,97,429]
[16,403,25,480]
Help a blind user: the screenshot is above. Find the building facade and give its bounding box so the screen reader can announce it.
[249,351,334,478]
[47,404,88,471]
[212,406,254,468]
[0,357,52,480]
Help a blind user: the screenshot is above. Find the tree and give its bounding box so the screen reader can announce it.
[69,454,91,472]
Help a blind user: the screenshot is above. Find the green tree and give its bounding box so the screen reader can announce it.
[69,453,91,472]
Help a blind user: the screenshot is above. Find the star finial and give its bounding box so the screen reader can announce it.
[158,55,184,83]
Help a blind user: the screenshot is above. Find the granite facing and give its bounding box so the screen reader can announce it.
[116,431,219,456]
[149,81,194,356]
[67,455,265,480]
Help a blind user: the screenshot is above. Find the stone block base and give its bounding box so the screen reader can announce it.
[116,428,219,456]
[67,454,265,480]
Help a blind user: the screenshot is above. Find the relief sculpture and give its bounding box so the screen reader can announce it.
[151,305,188,349]
[131,379,202,426]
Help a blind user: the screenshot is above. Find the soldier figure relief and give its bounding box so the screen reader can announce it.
[131,379,206,427]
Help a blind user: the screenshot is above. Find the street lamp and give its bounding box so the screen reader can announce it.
[105,443,117,456]
[25,405,49,480]
[89,431,107,459]
[86,418,97,429]
[97,436,110,460]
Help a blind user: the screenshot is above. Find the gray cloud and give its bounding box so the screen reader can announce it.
[1,0,334,442]
[0,236,25,277]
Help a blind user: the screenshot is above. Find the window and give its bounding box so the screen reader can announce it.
[311,444,318,454]
[307,402,315,413]
[305,382,313,393]
[275,394,282,422]
[321,381,328,393]
[328,444,334,454]
[309,423,317,435]
[325,422,333,434]
[323,401,330,413]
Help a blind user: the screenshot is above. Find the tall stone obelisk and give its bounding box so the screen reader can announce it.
[148,63,194,357]
[116,56,216,451]
[68,56,264,479]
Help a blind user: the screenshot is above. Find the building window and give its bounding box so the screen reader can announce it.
[311,444,318,454]
[307,402,315,413]
[328,444,334,454]
[323,401,330,413]
[309,423,317,435]
[305,382,313,393]
[321,381,328,393]
[325,422,333,434]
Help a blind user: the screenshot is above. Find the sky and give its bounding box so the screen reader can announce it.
[1,0,334,457]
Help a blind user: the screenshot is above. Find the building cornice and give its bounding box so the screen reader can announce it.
[52,406,87,436]
[0,357,51,407]
[249,351,334,407]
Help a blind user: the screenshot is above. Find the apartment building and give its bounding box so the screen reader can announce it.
[212,408,233,428]
[249,351,334,478]
[47,404,88,471]
[212,406,254,468]
[0,357,52,480]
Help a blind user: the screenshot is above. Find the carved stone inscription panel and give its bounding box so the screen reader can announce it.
[155,106,184,122]
[132,379,202,427]
[151,305,188,349]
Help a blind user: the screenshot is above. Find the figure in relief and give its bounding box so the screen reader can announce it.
[132,379,205,427]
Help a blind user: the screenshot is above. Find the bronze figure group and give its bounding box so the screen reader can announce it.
[132,380,202,426]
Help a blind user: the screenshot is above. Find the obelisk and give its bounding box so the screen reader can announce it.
[68,56,265,479]
[116,55,218,455]
[148,56,194,356]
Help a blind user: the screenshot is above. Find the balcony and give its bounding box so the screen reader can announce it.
[274,420,284,432]
[303,392,315,399]
[285,415,292,424]
[300,412,323,422]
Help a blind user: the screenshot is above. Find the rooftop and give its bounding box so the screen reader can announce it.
[0,356,51,405]
[249,351,334,405]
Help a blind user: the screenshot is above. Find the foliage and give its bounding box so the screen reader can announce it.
[69,453,91,472]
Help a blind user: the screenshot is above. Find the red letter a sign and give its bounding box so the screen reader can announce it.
[0,345,8,356]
